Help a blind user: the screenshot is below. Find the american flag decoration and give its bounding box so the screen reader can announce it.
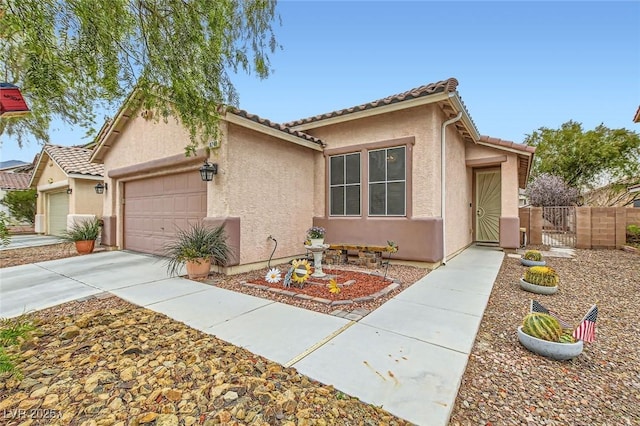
[530,300,571,328]
[573,304,598,343]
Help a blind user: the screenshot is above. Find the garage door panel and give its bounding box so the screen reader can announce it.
[49,192,69,236]
[124,171,207,255]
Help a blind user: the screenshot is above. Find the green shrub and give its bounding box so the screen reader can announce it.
[0,189,36,224]
[523,266,559,287]
[0,315,37,379]
[627,224,640,245]
[61,217,101,242]
[0,212,10,247]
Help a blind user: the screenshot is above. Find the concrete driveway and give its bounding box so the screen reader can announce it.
[1,234,66,250]
[0,247,504,425]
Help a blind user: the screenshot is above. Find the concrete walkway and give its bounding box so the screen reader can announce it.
[0,246,504,425]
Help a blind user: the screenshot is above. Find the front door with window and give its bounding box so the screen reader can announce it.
[475,170,501,243]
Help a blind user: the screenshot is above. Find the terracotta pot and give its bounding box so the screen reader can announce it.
[75,240,95,255]
[185,258,211,280]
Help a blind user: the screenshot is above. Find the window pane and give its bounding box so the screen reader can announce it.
[345,153,360,184]
[330,156,344,185]
[369,150,385,182]
[387,182,405,215]
[369,183,386,215]
[387,147,405,181]
[331,187,344,215]
[345,185,360,215]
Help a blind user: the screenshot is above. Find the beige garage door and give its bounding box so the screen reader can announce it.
[48,192,69,236]
[124,171,207,255]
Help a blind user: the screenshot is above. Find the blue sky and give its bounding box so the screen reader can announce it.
[1,1,639,163]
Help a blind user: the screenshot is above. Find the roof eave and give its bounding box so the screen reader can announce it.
[289,92,453,131]
[225,113,324,151]
[90,90,140,163]
[27,148,51,188]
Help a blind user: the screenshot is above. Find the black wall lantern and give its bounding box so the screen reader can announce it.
[94,182,108,194]
[66,188,73,195]
[199,161,218,182]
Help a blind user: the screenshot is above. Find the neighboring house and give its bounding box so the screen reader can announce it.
[30,145,104,236]
[0,170,31,222]
[0,160,30,171]
[90,78,534,272]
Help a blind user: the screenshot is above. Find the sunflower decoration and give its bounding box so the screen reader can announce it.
[265,268,282,284]
[291,259,311,286]
[328,278,341,294]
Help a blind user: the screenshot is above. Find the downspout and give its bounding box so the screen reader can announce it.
[441,111,462,265]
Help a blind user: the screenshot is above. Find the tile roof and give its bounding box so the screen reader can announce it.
[229,109,324,146]
[478,136,535,189]
[0,171,31,190]
[286,78,460,127]
[478,136,536,154]
[44,145,104,176]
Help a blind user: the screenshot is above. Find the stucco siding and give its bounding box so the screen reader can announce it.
[500,155,520,217]
[225,124,316,265]
[445,127,473,256]
[35,160,67,188]
[72,179,104,217]
[305,104,441,217]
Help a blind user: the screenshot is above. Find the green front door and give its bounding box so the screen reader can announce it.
[476,170,501,243]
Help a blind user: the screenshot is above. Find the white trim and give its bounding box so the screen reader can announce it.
[225,113,323,151]
[291,93,452,131]
[67,174,104,181]
[37,180,69,192]
[476,141,533,157]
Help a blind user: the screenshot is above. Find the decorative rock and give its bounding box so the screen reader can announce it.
[119,366,137,381]
[29,386,48,398]
[122,345,143,355]
[223,391,238,402]
[84,371,116,393]
[138,412,158,424]
[42,393,59,408]
[164,389,182,402]
[60,325,81,340]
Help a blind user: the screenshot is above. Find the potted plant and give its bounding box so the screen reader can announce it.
[517,312,583,360]
[519,266,559,295]
[307,226,326,246]
[520,249,546,266]
[61,217,101,254]
[163,223,231,280]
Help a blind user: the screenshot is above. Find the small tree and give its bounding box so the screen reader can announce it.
[0,189,36,224]
[526,174,579,207]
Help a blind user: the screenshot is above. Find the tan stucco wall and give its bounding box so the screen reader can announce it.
[34,157,68,216]
[224,123,316,265]
[304,105,441,217]
[445,124,473,256]
[71,179,104,216]
[100,114,200,248]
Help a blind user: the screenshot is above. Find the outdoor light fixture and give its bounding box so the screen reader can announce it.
[199,161,218,182]
[94,182,108,194]
[66,188,73,195]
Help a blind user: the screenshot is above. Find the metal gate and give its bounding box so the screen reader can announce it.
[542,206,576,247]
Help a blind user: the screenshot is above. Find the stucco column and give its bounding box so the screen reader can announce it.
[530,207,543,245]
[499,217,520,249]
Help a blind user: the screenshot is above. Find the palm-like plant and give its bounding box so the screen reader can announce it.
[163,223,231,277]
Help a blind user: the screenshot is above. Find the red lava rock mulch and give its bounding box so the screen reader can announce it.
[247,268,394,301]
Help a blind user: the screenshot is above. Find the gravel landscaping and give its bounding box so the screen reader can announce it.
[1,245,638,425]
